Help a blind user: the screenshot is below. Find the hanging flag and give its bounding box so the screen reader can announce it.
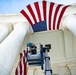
[15,50,27,75]
[20,1,69,32]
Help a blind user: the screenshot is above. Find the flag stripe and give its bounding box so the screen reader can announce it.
[20,10,33,25]
[39,1,44,21]
[20,53,23,75]
[57,5,69,29]
[22,52,24,75]
[51,3,58,30]
[43,1,47,20]
[18,66,20,75]
[24,50,27,75]
[48,2,54,30]
[15,67,18,75]
[34,2,42,22]
[46,2,50,30]
[27,4,37,24]
[53,4,62,29]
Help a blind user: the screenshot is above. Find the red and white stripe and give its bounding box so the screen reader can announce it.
[15,50,27,75]
[20,1,69,31]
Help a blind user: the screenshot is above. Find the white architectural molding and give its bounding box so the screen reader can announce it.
[0,23,12,43]
[0,14,27,23]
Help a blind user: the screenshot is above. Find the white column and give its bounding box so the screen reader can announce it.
[0,22,31,75]
[0,23,12,43]
[62,14,76,36]
[62,6,76,36]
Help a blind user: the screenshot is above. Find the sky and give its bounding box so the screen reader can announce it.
[0,0,76,14]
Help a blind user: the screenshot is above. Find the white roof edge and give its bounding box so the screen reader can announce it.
[0,13,21,16]
[0,13,27,23]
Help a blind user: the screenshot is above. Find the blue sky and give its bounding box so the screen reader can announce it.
[0,0,76,14]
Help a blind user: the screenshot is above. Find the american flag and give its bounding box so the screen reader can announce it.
[20,1,69,32]
[15,50,27,75]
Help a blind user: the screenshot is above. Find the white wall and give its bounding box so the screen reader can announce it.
[30,30,66,63]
